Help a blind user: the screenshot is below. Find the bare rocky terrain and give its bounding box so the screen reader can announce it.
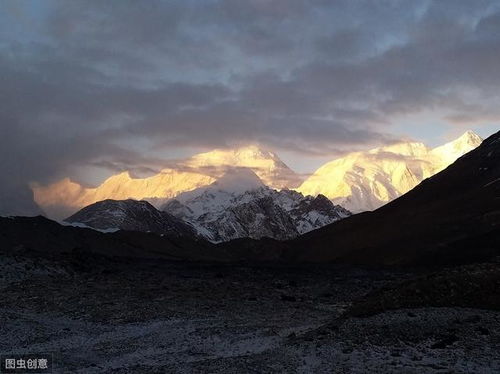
[2,248,500,373]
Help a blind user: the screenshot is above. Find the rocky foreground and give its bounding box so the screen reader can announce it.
[1,248,499,373]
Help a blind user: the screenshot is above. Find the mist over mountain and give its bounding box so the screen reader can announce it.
[0,184,44,217]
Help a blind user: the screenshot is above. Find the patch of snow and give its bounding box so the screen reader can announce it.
[162,180,350,242]
[60,221,121,233]
[484,178,500,187]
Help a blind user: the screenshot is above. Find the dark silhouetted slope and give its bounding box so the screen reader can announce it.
[289,130,500,265]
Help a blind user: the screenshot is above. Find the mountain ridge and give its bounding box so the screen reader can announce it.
[297,131,482,212]
[64,199,199,239]
[1,131,499,267]
[162,170,350,242]
[61,169,350,243]
[31,131,483,219]
[33,145,299,219]
[289,130,500,265]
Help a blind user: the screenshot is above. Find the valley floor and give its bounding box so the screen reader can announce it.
[1,251,500,373]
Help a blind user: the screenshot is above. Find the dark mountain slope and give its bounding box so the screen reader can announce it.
[0,215,291,262]
[65,199,198,238]
[0,215,216,260]
[288,130,500,265]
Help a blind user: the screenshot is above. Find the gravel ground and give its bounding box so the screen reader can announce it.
[1,251,500,373]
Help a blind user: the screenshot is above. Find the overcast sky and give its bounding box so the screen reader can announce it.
[1,0,499,214]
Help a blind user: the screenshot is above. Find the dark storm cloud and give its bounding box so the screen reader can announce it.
[0,0,499,214]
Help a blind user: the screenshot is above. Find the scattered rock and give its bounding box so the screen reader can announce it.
[464,315,482,323]
[476,327,490,335]
[281,295,296,302]
[430,334,459,349]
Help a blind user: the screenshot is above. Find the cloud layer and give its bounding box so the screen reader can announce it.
[1,0,499,214]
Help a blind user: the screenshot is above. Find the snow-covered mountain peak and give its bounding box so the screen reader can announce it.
[185,144,297,189]
[33,131,483,220]
[372,141,430,158]
[455,130,483,144]
[297,132,483,212]
[171,168,265,207]
[162,183,350,242]
[102,171,132,183]
[437,130,482,150]
[431,130,483,164]
[33,143,300,219]
[188,144,282,166]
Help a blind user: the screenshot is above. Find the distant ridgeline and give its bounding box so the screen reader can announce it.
[1,130,498,266]
[33,132,481,220]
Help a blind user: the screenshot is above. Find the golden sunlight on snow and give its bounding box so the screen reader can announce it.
[33,170,216,219]
[33,145,298,219]
[33,132,482,219]
[297,131,483,212]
